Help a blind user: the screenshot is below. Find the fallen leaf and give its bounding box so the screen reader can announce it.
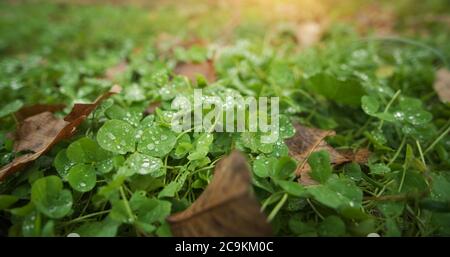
[167,151,272,236]
[433,68,450,103]
[174,60,216,83]
[144,101,161,115]
[14,104,65,122]
[64,84,121,123]
[340,148,371,164]
[285,124,369,185]
[13,112,69,153]
[352,4,396,36]
[104,61,128,81]
[0,85,122,181]
[295,21,323,47]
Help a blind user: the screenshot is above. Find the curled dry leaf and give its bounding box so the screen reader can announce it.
[64,84,122,123]
[0,85,122,181]
[174,60,216,83]
[433,68,450,103]
[167,151,272,237]
[285,124,369,185]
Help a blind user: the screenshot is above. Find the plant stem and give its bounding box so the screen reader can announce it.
[398,165,407,193]
[424,123,450,154]
[120,186,135,222]
[267,193,288,222]
[63,210,110,225]
[416,140,426,167]
[388,136,406,166]
[306,198,324,220]
[378,89,401,130]
[261,192,283,211]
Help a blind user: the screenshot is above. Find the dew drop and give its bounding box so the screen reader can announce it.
[107,133,116,140]
[147,144,155,150]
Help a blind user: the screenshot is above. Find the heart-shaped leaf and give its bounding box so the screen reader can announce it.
[97,119,136,154]
[31,176,73,218]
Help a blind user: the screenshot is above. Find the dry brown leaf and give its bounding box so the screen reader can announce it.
[0,85,122,181]
[339,148,371,164]
[167,151,272,237]
[64,84,121,123]
[433,68,450,103]
[352,4,396,36]
[13,112,69,153]
[296,21,324,47]
[174,60,216,83]
[14,104,65,122]
[104,61,128,81]
[144,101,161,116]
[285,124,369,185]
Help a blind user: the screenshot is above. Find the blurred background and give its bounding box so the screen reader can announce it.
[1,0,450,106]
[1,0,450,58]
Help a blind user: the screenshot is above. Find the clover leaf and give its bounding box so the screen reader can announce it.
[361,95,380,115]
[53,149,75,179]
[279,115,296,139]
[31,176,73,219]
[137,126,177,157]
[309,150,332,183]
[188,133,213,160]
[67,164,97,192]
[106,104,142,127]
[172,134,192,159]
[97,119,136,154]
[276,180,306,197]
[66,137,110,163]
[253,155,276,178]
[122,152,164,177]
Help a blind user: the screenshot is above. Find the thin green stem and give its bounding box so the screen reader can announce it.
[307,198,325,220]
[63,210,110,225]
[376,180,395,197]
[120,186,135,222]
[388,136,406,166]
[398,164,407,193]
[261,192,283,211]
[416,140,427,167]
[176,127,194,140]
[378,90,401,130]
[267,193,288,222]
[424,123,450,154]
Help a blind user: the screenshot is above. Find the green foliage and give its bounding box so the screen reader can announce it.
[137,126,177,157]
[31,176,73,219]
[97,120,136,154]
[0,100,23,119]
[309,151,332,184]
[0,0,449,237]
